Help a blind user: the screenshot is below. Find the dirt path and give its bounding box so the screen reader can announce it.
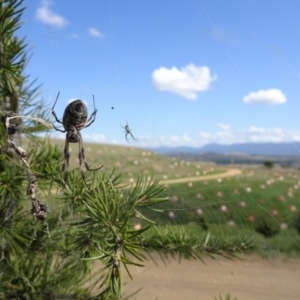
[121,254,300,300]
[159,168,242,186]
[120,168,300,299]
[92,167,299,299]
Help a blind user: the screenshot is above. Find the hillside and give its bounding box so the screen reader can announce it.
[152,142,300,166]
[22,137,223,184]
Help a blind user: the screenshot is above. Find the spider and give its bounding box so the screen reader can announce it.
[51,92,102,187]
[121,120,138,142]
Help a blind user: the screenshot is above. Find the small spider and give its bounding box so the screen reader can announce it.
[51,93,102,187]
[121,121,138,142]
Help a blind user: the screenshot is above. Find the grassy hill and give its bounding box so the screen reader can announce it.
[22,137,300,256]
[22,137,223,184]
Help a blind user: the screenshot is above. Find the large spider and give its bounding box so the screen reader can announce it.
[121,120,138,142]
[51,93,102,187]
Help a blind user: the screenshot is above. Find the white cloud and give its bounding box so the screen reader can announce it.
[88,27,105,38]
[152,64,217,100]
[70,33,80,39]
[196,126,300,146]
[135,127,289,148]
[84,134,107,143]
[42,125,300,149]
[247,126,287,142]
[217,123,230,131]
[243,89,286,105]
[169,134,192,143]
[48,132,107,144]
[36,0,68,28]
[137,134,195,148]
[115,126,300,148]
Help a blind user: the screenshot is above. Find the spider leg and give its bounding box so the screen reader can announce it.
[51,110,64,125]
[62,136,70,183]
[83,95,97,129]
[51,92,60,111]
[51,93,66,132]
[52,122,66,133]
[51,92,64,125]
[129,131,138,142]
[78,132,103,188]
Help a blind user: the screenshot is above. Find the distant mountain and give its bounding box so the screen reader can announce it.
[152,142,300,156]
[152,146,199,154]
[199,142,300,156]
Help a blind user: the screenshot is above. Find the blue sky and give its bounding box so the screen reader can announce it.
[18,0,300,148]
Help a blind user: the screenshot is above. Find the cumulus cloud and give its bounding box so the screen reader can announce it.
[243,89,286,105]
[84,134,107,143]
[88,27,105,38]
[43,125,300,149]
[135,126,300,148]
[196,126,300,146]
[247,126,287,142]
[36,0,68,28]
[152,64,217,100]
[137,134,194,148]
[169,134,193,143]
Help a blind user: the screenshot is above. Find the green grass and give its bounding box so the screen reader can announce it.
[23,137,223,183]
[23,137,300,256]
[138,167,300,225]
[136,166,300,256]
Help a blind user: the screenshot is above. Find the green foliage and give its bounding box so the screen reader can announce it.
[214,294,238,300]
[143,171,300,227]
[0,0,47,138]
[139,225,255,262]
[1,1,298,299]
[27,138,63,182]
[74,174,167,298]
[0,0,26,111]
[0,155,169,299]
[263,160,274,168]
[0,1,169,298]
[22,137,223,183]
[255,219,279,238]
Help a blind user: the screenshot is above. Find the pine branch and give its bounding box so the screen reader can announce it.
[139,225,255,261]
[57,173,168,299]
[5,114,49,220]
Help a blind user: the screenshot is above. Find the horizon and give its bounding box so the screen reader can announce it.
[19,1,300,148]
[42,135,300,149]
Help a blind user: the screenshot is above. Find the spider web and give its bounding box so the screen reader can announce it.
[18,1,300,299]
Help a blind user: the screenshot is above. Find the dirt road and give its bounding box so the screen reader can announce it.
[120,169,300,299]
[92,167,299,299]
[122,168,300,299]
[159,168,242,186]
[122,254,300,300]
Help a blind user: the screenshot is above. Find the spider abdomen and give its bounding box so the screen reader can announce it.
[51,93,102,188]
[62,100,88,131]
